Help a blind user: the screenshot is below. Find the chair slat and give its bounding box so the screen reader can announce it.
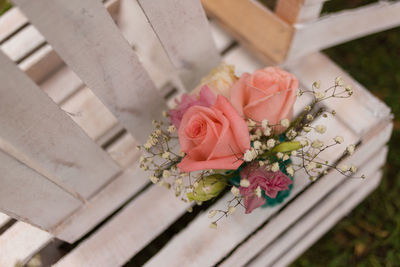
[13,0,167,143]
[264,170,383,267]
[0,222,53,267]
[249,149,387,266]
[287,1,400,61]
[0,7,28,43]
[0,51,120,201]
[0,149,81,230]
[138,0,221,90]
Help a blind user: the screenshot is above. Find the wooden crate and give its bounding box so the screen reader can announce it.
[0,0,393,266]
[202,0,400,64]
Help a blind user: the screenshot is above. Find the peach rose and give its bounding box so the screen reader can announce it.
[230,66,298,126]
[177,95,250,172]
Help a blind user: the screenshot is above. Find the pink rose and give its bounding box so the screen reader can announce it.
[177,95,250,172]
[168,86,216,128]
[239,164,292,214]
[230,66,298,127]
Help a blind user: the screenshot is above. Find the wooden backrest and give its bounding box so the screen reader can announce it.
[0,0,219,239]
[202,0,400,64]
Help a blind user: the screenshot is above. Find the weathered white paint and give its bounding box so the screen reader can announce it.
[14,0,167,143]
[287,1,400,61]
[248,149,387,266]
[0,148,81,230]
[263,170,383,267]
[137,0,221,90]
[0,24,45,62]
[0,7,28,43]
[0,50,120,201]
[0,222,53,267]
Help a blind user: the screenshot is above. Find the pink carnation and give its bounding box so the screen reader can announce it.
[168,86,216,128]
[239,164,292,214]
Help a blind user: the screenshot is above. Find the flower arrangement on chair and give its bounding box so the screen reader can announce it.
[138,63,363,228]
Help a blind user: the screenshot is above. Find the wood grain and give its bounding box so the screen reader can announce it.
[287,1,400,61]
[138,0,221,90]
[0,50,120,200]
[249,149,387,266]
[0,222,53,266]
[263,170,383,267]
[202,0,293,63]
[14,0,167,143]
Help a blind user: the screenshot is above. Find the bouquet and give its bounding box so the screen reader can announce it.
[138,63,364,228]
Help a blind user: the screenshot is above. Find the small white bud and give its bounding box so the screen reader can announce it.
[313,80,321,89]
[311,140,324,148]
[335,76,344,86]
[346,144,355,155]
[334,136,344,144]
[350,165,357,173]
[271,162,280,172]
[263,127,271,136]
[306,114,314,121]
[163,170,171,178]
[261,120,269,129]
[254,186,262,198]
[267,139,276,149]
[315,125,326,134]
[314,91,325,99]
[208,210,217,218]
[303,126,312,132]
[162,152,171,159]
[339,164,349,172]
[304,105,312,111]
[149,175,159,184]
[291,150,298,156]
[306,162,316,171]
[228,206,236,214]
[286,166,294,176]
[167,125,176,133]
[253,141,262,150]
[276,152,284,159]
[240,179,250,187]
[209,222,217,229]
[259,161,265,166]
[283,154,290,161]
[280,118,290,128]
[231,186,240,197]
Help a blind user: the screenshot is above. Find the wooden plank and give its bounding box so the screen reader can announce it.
[61,87,118,141]
[275,0,323,24]
[0,50,120,201]
[0,222,53,266]
[287,1,400,61]
[0,24,45,62]
[0,213,11,229]
[0,7,28,43]
[39,64,83,104]
[286,52,392,136]
[143,114,358,267]
[223,145,389,267]
[248,149,387,266]
[0,148,81,230]
[138,0,220,90]
[53,133,142,242]
[202,0,293,63]
[54,185,189,266]
[14,0,167,143]
[266,170,383,267]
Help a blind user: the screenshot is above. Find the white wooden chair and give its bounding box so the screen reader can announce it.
[0,0,394,266]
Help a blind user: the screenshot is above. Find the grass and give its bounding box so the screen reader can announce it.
[291,2,400,267]
[1,1,399,266]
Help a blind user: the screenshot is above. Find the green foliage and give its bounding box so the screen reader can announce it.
[0,0,11,16]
